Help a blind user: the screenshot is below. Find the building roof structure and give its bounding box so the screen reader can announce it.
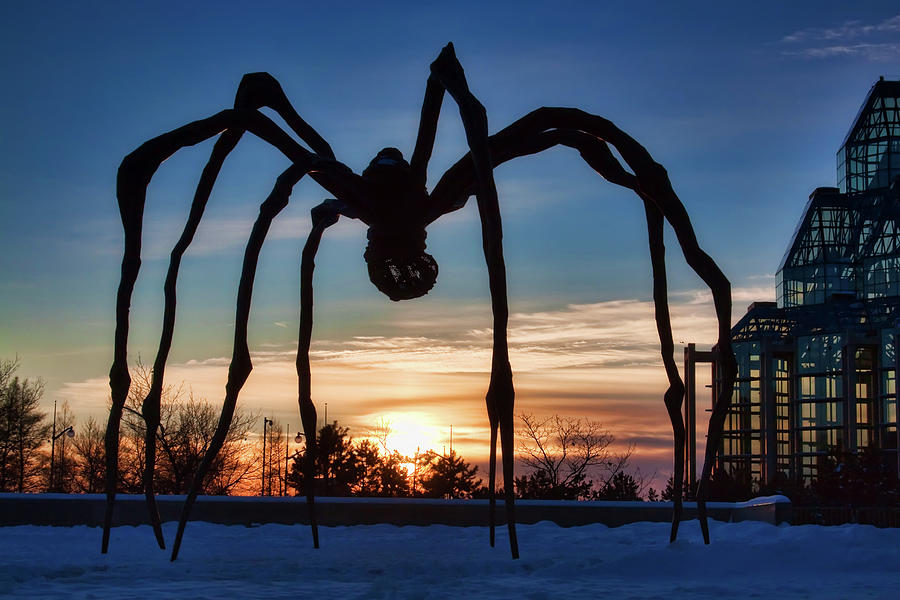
[689,79,900,489]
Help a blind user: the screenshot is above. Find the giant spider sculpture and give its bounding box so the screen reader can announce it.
[103,43,737,561]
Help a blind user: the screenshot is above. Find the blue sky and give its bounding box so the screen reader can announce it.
[2,1,899,479]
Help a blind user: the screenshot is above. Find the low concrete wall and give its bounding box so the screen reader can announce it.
[732,494,794,526]
[0,493,792,528]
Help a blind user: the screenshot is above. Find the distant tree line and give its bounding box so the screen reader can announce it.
[1,356,661,500]
[0,359,262,495]
[286,422,482,499]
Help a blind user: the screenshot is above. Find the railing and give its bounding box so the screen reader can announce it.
[793,505,900,527]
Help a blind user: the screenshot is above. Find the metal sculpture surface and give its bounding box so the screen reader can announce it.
[103,44,737,560]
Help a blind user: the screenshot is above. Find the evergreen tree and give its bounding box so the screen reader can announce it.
[813,446,900,507]
[417,450,481,499]
[661,475,685,501]
[595,471,641,500]
[376,451,411,497]
[0,359,49,492]
[353,439,383,496]
[289,421,362,496]
[515,469,592,500]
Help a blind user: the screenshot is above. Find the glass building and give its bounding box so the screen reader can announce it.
[685,78,900,489]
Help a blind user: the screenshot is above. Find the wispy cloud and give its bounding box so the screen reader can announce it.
[787,43,900,61]
[59,284,765,487]
[64,283,770,401]
[143,214,362,259]
[781,15,900,43]
[293,291,734,374]
[64,209,363,261]
[780,15,900,62]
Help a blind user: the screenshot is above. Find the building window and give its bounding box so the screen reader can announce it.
[795,335,844,481]
[721,342,763,482]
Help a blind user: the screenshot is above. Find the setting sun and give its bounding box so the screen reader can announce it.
[373,412,451,459]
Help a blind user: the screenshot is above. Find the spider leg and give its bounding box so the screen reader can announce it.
[140,129,244,550]
[590,128,736,546]
[558,133,687,541]
[296,199,343,549]
[430,43,518,559]
[104,96,360,554]
[139,71,334,549]
[410,74,445,188]
[170,160,312,561]
[641,201,687,540]
[105,108,243,555]
[430,111,734,544]
[234,72,336,160]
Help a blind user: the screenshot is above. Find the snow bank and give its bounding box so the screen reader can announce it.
[2,520,898,598]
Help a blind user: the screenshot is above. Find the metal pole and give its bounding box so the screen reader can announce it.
[268,428,273,497]
[261,420,266,497]
[49,423,73,493]
[49,399,57,492]
[262,417,272,496]
[412,446,419,495]
[284,423,289,496]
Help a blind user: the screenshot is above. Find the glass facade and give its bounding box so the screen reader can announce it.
[718,298,900,484]
[773,355,791,478]
[721,342,763,481]
[700,80,900,487]
[796,334,843,480]
[777,80,900,310]
[880,328,898,453]
[838,91,900,194]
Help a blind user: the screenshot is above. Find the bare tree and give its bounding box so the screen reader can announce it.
[515,413,633,500]
[368,417,394,455]
[120,364,259,495]
[72,417,106,493]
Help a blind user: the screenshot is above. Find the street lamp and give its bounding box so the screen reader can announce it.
[261,417,273,496]
[50,425,75,490]
[49,399,75,492]
[285,428,305,496]
[50,427,75,492]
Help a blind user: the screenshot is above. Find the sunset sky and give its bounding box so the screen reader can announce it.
[2,1,899,486]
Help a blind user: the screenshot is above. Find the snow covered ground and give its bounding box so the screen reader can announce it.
[2,519,898,599]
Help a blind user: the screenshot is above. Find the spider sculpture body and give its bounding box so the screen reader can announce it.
[103,44,737,561]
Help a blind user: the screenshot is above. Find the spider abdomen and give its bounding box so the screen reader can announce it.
[364,226,438,301]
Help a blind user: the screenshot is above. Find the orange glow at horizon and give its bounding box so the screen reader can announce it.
[56,290,751,489]
[364,412,451,459]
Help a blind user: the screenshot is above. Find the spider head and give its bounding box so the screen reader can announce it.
[361,148,437,301]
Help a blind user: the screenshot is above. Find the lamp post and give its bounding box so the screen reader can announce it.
[286,428,305,496]
[49,399,75,492]
[283,423,288,496]
[261,417,273,496]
